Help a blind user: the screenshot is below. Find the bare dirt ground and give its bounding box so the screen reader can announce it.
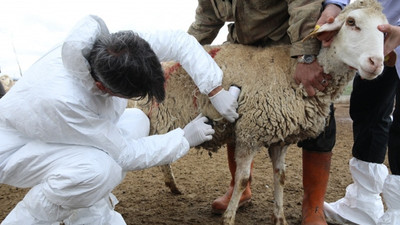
[0,102,388,224]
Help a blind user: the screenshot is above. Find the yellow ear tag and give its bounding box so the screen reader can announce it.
[384,51,397,67]
[302,24,321,42]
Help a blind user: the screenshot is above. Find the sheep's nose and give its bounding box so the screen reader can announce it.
[368,56,383,72]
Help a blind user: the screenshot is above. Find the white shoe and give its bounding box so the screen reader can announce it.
[324,200,357,225]
[324,158,388,225]
[377,175,400,225]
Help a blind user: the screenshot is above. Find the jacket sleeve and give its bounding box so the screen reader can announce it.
[381,0,400,25]
[117,128,190,171]
[286,0,325,57]
[71,106,191,171]
[77,110,191,171]
[8,96,191,171]
[137,29,223,95]
[187,0,225,45]
[324,0,349,9]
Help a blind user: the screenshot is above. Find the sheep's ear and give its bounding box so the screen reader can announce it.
[302,18,344,42]
[317,19,344,33]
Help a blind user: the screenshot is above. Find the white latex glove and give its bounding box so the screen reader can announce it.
[209,89,239,122]
[183,114,215,147]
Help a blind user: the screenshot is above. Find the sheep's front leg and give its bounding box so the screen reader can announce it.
[268,144,289,225]
[222,144,257,225]
[160,164,182,195]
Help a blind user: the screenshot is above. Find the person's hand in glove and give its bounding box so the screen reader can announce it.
[208,86,239,122]
[183,114,215,147]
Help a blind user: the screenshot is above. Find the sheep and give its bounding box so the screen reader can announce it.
[132,0,388,224]
[0,75,15,93]
[0,75,15,99]
[0,84,5,99]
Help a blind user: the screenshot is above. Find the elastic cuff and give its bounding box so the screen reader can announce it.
[323,2,347,10]
[208,87,224,99]
[290,39,321,58]
[204,82,223,95]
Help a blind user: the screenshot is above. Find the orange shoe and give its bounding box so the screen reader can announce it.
[211,183,252,214]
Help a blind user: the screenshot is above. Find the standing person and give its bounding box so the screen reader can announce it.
[324,0,400,224]
[0,15,239,224]
[187,0,348,224]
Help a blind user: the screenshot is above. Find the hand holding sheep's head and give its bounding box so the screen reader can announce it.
[308,0,388,80]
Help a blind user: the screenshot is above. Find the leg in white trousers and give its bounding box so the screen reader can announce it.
[377,175,400,225]
[1,108,150,225]
[324,157,389,225]
[63,193,126,225]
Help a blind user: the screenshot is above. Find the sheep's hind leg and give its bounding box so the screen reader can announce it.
[222,146,257,225]
[160,164,182,195]
[268,143,289,225]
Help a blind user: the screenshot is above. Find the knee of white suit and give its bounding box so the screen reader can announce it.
[20,156,123,222]
[118,108,150,139]
[41,155,123,208]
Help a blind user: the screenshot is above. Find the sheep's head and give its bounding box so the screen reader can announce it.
[317,0,387,80]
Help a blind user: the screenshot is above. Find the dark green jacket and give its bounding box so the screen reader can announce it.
[187,0,324,57]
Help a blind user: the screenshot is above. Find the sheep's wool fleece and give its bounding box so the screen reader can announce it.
[0,75,15,92]
[139,44,354,153]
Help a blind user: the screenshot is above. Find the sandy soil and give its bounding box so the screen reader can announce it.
[0,103,388,224]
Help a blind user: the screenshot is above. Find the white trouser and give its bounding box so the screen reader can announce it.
[2,194,125,225]
[324,157,389,225]
[378,175,400,225]
[63,193,125,225]
[1,108,149,224]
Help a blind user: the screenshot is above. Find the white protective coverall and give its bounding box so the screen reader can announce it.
[0,15,223,224]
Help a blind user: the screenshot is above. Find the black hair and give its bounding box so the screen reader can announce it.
[89,31,165,103]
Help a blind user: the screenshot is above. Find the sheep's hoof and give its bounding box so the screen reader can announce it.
[222,211,236,225]
[160,164,182,194]
[271,214,288,225]
[164,181,182,195]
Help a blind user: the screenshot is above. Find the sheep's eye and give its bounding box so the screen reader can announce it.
[346,17,356,26]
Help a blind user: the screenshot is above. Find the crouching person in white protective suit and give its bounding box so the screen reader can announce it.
[0,15,239,225]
